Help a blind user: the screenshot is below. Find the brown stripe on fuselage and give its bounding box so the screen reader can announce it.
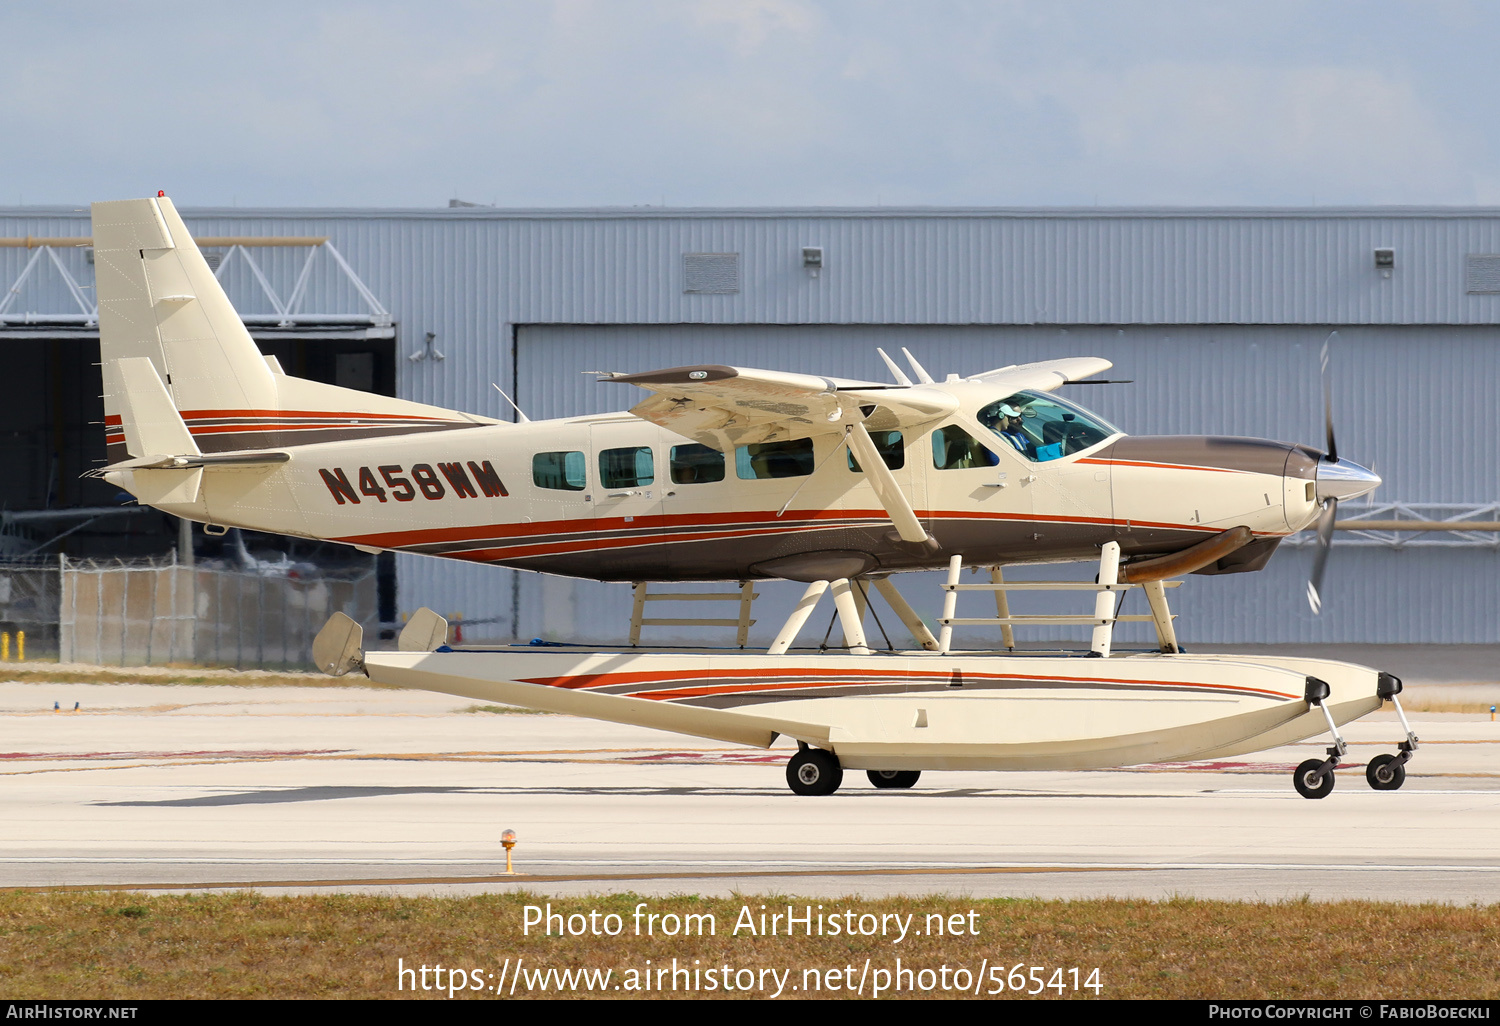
[1091,435,1314,478]
[105,419,478,463]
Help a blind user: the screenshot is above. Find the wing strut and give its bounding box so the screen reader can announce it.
[845,423,935,548]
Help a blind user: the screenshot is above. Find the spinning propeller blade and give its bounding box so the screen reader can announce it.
[1321,332,1338,462]
[1306,497,1337,614]
[1306,331,1381,613]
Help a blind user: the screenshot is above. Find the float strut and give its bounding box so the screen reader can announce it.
[1142,579,1180,653]
[767,580,829,655]
[937,554,963,655]
[829,578,872,655]
[989,566,1016,652]
[872,577,940,652]
[1089,541,1122,658]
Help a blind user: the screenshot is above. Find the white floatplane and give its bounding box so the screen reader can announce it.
[92,194,1417,798]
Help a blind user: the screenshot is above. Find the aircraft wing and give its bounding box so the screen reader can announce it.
[605,364,959,450]
[968,357,1114,391]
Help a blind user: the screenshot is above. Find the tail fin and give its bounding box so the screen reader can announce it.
[93,196,276,460]
[92,196,497,462]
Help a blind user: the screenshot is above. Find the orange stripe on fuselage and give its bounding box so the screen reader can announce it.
[1078,457,1246,474]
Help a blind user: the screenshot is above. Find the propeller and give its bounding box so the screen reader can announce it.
[1306,496,1337,614]
[1307,334,1338,613]
[1305,332,1381,613]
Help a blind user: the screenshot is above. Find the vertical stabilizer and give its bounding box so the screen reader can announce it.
[93,196,277,461]
[94,195,499,462]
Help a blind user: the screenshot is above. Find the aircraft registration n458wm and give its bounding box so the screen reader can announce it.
[90,194,1407,800]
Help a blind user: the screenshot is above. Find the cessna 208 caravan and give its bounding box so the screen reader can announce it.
[92,195,1414,799]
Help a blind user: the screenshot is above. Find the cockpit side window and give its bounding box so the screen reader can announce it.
[977,391,1117,462]
[931,425,998,470]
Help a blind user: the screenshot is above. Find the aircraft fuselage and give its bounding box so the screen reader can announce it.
[110,380,1325,583]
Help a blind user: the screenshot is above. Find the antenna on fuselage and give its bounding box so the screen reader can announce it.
[900,348,935,384]
[491,383,530,423]
[875,348,913,386]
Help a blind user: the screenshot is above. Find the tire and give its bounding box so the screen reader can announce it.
[867,769,921,790]
[1366,754,1406,791]
[1293,758,1335,799]
[787,748,843,796]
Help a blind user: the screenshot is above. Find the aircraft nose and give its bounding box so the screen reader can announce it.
[1316,458,1381,502]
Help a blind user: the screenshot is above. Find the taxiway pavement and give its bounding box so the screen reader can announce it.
[3,669,1499,902]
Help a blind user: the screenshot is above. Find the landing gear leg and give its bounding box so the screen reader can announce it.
[787,743,844,796]
[1292,675,1346,799]
[1367,672,1418,791]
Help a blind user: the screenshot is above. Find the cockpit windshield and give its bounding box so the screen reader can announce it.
[977,390,1120,463]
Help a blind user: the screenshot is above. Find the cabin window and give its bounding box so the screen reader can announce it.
[847,430,905,472]
[977,390,1117,462]
[931,425,998,470]
[532,450,587,491]
[670,443,725,484]
[599,446,654,489]
[736,438,815,479]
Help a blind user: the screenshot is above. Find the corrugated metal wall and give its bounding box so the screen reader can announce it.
[516,322,1500,502]
[5,204,1499,644]
[504,323,1500,645]
[14,204,1500,331]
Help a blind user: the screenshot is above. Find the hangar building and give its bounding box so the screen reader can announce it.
[2,202,1497,647]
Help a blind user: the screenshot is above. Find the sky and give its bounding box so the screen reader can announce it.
[3,0,1499,209]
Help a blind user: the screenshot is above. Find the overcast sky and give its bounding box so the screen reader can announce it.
[4,1,1498,209]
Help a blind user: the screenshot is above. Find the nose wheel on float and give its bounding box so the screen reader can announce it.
[1295,672,1419,798]
[1367,672,1419,791]
[1293,677,1346,799]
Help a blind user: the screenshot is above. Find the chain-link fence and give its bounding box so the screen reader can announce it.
[0,559,64,659]
[46,555,376,669]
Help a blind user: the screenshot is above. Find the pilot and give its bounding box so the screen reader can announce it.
[993,404,1033,456]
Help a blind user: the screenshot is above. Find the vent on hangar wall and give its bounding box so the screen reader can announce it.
[1465,254,1500,294]
[683,252,739,294]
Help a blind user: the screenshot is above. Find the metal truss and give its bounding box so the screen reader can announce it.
[0,238,390,334]
[0,244,96,325]
[212,242,390,330]
[1284,501,1500,549]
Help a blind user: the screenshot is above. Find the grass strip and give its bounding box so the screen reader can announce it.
[2,891,1496,1000]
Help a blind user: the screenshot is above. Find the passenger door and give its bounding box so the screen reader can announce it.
[590,424,666,577]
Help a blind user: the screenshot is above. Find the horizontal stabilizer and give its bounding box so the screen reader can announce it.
[127,467,203,506]
[98,450,292,473]
[113,357,198,459]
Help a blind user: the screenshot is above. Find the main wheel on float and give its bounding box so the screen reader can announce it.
[1365,754,1407,791]
[786,748,843,796]
[1293,758,1336,799]
[867,769,921,789]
